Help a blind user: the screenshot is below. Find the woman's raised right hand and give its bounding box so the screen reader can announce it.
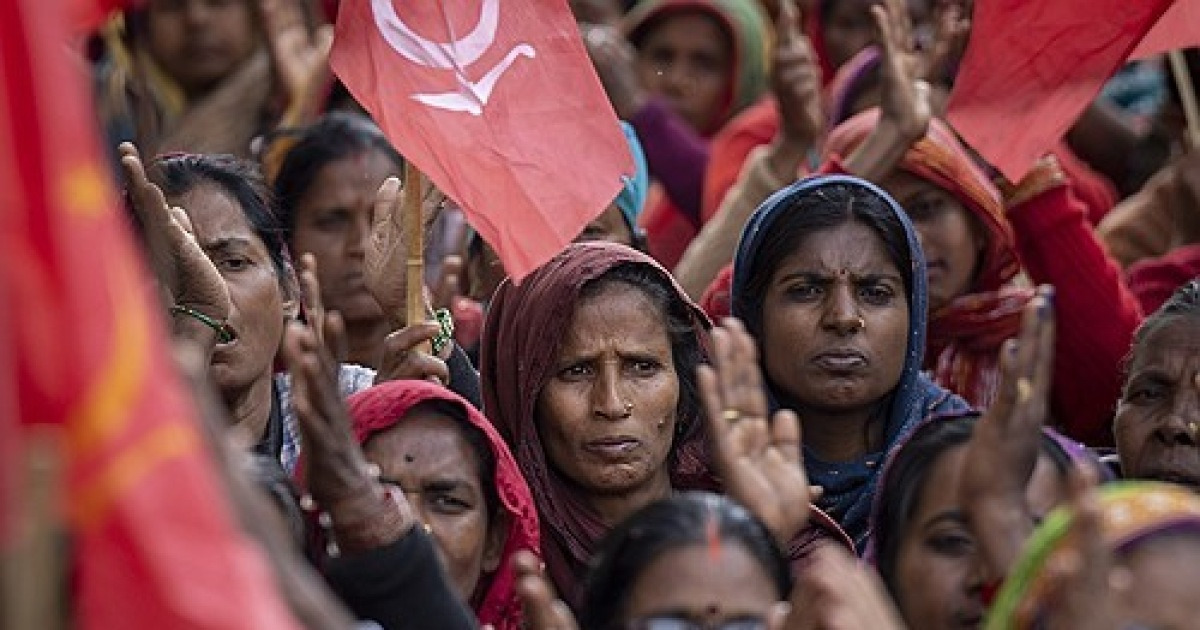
[120,143,231,327]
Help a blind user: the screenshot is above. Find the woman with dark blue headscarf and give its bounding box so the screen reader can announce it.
[731,174,969,551]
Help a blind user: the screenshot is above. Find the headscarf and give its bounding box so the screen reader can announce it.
[731,174,969,550]
[479,242,720,608]
[615,121,650,232]
[624,0,771,136]
[347,380,539,630]
[825,110,1036,409]
[824,46,881,128]
[986,481,1200,629]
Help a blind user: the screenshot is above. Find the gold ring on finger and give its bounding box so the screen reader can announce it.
[721,409,742,423]
[1016,377,1033,404]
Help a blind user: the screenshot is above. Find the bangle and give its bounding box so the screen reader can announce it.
[169,304,233,343]
[430,308,455,356]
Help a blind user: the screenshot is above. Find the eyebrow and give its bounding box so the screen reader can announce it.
[776,270,904,285]
[378,476,474,494]
[202,236,256,254]
[924,510,967,528]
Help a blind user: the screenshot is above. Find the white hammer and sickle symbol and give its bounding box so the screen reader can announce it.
[370,0,536,115]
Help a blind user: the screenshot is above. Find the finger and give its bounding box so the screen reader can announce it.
[770,409,803,467]
[888,0,914,53]
[513,552,579,630]
[372,176,403,234]
[384,321,442,354]
[698,365,738,466]
[119,144,171,228]
[992,337,1019,424]
[871,4,896,58]
[775,0,801,45]
[1033,285,1056,412]
[725,319,768,421]
[169,206,194,235]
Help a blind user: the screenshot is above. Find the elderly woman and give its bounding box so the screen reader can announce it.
[730,174,969,549]
[480,242,844,609]
[1114,279,1200,489]
[347,380,539,630]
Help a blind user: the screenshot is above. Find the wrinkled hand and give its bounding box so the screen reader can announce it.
[513,550,580,630]
[959,286,1056,577]
[772,0,823,147]
[580,24,647,119]
[375,321,452,386]
[365,176,444,331]
[874,0,931,143]
[259,0,333,124]
[698,318,811,546]
[296,253,329,354]
[284,314,417,552]
[917,1,971,87]
[1166,150,1200,247]
[120,142,231,327]
[787,546,908,630]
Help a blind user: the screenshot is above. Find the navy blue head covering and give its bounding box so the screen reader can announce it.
[730,174,969,551]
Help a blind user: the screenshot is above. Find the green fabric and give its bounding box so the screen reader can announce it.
[624,0,771,128]
[985,481,1200,630]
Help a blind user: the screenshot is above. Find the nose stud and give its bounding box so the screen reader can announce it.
[624,401,634,414]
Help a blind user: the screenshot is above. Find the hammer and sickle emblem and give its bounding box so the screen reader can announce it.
[371,0,536,115]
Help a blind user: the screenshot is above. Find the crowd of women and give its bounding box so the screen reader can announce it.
[87,0,1200,627]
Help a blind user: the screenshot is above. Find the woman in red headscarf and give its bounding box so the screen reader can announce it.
[347,380,539,630]
[821,108,1141,447]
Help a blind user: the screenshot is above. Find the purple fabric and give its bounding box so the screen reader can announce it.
[630,97,709,224]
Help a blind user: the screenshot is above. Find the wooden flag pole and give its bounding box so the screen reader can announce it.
[403,160,427,332]
[1168,50,1200,149]
[2,428,64,630]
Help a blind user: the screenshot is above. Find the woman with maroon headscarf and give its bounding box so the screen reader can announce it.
[479,242,847,610]
[347,380,539,630]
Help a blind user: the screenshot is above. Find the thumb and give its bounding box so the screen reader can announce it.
[372,176,403,234]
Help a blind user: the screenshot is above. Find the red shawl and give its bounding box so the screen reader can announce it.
[480,242,849,608]
[825,110,1035,408]
[347,380,539,630]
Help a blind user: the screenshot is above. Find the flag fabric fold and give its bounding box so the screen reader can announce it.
[331,0,634,281]
[947,0,1175,181]
[0,0,301,626]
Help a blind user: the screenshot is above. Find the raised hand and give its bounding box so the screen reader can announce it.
[697,318,811,546]
[120,142,231,347]
[1023,467,1119,630]
[787,546,908,630]
[580,23,647,120]
[918,0,971,88]
[259,0,334,126]
[364,175,445,331]
[959,286,1056,577]
[767,0,824,180]
[283,314,416,553]
[874,0,931,143]
[512,550,580,630]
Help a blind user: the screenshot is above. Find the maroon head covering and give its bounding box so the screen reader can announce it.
[480,242,850,607]
[347,380,539,630]
[480,242,720,607]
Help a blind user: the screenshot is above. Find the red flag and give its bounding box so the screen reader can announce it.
[0,0,302,627]
[330,0,634,281]
[947,0,1175,181]
[1133,0,1200,60]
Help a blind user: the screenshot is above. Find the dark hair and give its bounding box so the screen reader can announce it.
[873,414,1074,598]
[154,153,292,289]
[272,112,404,243]
[580,263,706,435]
[579,492,791,630]
[1128,279,1200,372]
[409,399,500,520]
[736,182,913,339]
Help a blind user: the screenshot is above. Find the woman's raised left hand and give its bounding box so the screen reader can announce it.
[698,318,812,546]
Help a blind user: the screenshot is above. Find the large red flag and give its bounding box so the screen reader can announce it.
[947,0,1175,181]
[330,0,634,281]
[0,0,302,627]
[1133,0,1200,60]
